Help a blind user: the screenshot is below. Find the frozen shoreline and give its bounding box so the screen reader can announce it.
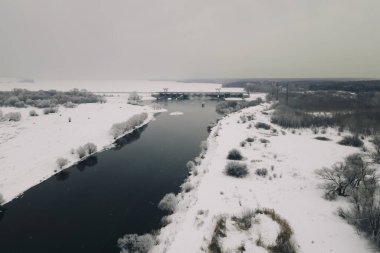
[0,96,165,204]
[152,99,374,253]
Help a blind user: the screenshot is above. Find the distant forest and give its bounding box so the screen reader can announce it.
[0,89,102,108]
[222,79,380,93]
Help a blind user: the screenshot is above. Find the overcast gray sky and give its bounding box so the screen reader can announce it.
[0,0,379,79]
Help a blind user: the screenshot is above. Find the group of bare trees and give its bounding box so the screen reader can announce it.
[110,112,148,139]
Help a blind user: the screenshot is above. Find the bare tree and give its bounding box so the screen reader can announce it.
[316,154,376,199]
[84,142,97,155]
[56,157,68,169]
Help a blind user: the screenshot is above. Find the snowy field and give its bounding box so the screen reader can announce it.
[153,98,376,253]
[0,79,244,93]
[0,95,164,203]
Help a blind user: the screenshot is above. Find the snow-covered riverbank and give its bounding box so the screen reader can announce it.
[153,100,374,253]
[0,96,165,203]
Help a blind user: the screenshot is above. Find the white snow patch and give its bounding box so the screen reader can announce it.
[152,102,374,253]
[169,112,184,116]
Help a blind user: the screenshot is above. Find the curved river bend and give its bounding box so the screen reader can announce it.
[0,101,220,253]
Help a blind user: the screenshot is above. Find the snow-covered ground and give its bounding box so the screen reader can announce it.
[0,79,244,93]
[0,95,165,203]
[153,99,375,253]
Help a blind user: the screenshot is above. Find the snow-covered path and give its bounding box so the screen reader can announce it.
[153,102,375,253]
[0,96,163,203]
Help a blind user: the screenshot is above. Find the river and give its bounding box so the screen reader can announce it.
[0,100,220,253]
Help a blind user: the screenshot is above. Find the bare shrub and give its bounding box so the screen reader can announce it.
[246,137,255,143]
[338,135,363,147]
[158,193,177,213]
[344,183,380,248]
[316,154,375,199]
[372,135,380,163]
[260,138,270,143]
[29,110,38,116]
[227,149,243,160]
[117,233,157,253]
[76,146,86,159]
[255,208,297,253]
[231,209,256,230]
[225,161,248,178]
[255,122,271,130]
[56,157,68,169]
[43,107,58,115]
[256,168,268,177]
[208,217,226,253]
[315,136,330,141]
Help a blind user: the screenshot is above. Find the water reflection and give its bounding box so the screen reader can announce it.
[0,207,5,222]
[55,171,70,181]
[113,125,147,150]
[76,156,98,171]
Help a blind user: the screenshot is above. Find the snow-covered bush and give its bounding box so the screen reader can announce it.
[194,157,202,165]
[255,122,271,130]
[5,112,21,121]
[224,161,248,178]
[338,135,363,147]
[161,215,172,226]
[43,107,58,115]
[76,146,86,158]
[186,161,198,175]
[255,168,268,177]
[83,142,97,155]
[118,233,157,253]
[181,182,193,193]
[63,101,77,108]
[158,193,177,213]
[29,110,38,116]
[186,161,195,170]
[56,157,68,169]
[0,89,101,108]
[200,140,208,152]
[227,149,243,160]
[150,103,162,110]
[0,193,4,205]
[260,138,270,144]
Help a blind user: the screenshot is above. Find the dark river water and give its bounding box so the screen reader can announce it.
[0,100,220,253]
